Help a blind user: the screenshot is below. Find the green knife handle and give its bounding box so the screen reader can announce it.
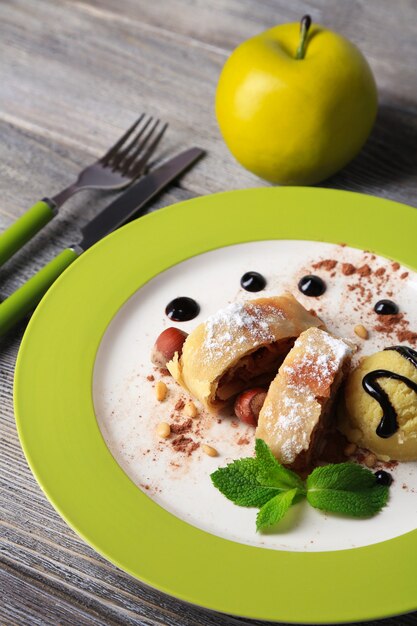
[0,247,79,336]
[0,199,55,267]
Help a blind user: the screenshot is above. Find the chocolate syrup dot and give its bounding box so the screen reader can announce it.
[374,299,399,315]
[298,275,326,297]
[240,271,266,292]
[165,297,200,322]
[374,470,393,486]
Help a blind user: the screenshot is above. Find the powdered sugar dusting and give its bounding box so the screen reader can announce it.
[268,384,317,463]
[283,329,351,393]
[267,330,352,463]
[202,301,279,361]
[278,384,316,430]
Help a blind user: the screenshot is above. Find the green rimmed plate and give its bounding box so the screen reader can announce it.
[14,187,417,624]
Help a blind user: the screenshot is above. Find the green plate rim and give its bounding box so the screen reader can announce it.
[14,187,417,624]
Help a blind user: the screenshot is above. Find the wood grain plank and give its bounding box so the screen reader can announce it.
[0,561,129,626]
[0,0,262,209]
[72,0,417,106]
[0,0,415,225]
[1,0,417,625]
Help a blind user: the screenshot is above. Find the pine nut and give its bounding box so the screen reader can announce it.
[354,324,368,339]
[156,422,171,438]
[155,380,168,401]
[344,442,357,456]
[364,453,377,468]
[202,444,218,457]
[184,400,198,418]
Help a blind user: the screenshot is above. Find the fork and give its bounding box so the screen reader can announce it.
[0,114,168,268]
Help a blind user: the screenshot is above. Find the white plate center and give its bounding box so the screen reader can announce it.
[93,240,417,552]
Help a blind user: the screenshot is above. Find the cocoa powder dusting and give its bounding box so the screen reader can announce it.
[170,419,193,434]
[312,259,337,271]
[341,263,356,276]
[397,330,417,343]
[347,282,371,303]
[172,435,199,455]
[375,267,386,277]
[374,313,417,345]
[374,313,403,331]
[357,264,371,277]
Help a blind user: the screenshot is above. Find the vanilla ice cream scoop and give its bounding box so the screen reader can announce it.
[339,346,417,461]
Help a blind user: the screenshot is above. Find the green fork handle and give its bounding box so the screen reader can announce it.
[0,199,55,267]
[0,247,79,336]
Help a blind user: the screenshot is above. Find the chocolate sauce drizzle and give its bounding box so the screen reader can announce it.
[362,346,417,438]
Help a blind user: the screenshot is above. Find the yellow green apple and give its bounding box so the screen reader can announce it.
[215,16,378,184]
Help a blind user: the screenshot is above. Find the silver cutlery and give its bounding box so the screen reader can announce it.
[0,114,167,267]
[0,147,204,336]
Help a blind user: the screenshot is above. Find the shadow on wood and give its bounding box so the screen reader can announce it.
[325,102,417,191]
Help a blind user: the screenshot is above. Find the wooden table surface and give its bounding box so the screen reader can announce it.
[1,1,417,625]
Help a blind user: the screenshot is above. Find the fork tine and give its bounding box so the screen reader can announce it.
[127,118,160,164]
[100,113,145,165]
[128,122,168,178]
[115,118,159,173]
[125,121,168,178]
[110,116,153,170]
[119,118,160,174]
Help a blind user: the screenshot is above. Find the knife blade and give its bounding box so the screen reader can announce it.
[80,147,204,250]
[0,147,205,336]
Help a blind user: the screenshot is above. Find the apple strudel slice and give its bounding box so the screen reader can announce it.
[256,327,353,470]
[166,293,323,413]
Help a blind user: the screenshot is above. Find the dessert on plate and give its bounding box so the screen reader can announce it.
[166,293,323,413]
[256,327,353,470]
[339,346,417,461]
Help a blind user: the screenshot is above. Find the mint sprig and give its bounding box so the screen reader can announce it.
[254,439,305,491]
[256,488,298,531]
[211,457,277,507]
[211,439,304,509]
[307,463,389,517]
[210,439,390,532]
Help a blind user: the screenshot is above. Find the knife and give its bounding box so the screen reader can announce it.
[0,147,204,336]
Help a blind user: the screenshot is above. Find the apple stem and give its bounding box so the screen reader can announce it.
[295,15,312,60]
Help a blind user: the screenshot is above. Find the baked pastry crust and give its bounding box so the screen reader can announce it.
[166,293,323,413]
[256,327,353,469]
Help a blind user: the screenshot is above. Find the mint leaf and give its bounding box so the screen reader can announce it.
[211,458,276,507]
[307,463,389,517]
[210,440,305,508]
[256,488,298,531]
[255,439,304,491]
[211,442,391,533]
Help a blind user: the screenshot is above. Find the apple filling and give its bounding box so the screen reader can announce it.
[215,337,295,402]
[290,366,347,472]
